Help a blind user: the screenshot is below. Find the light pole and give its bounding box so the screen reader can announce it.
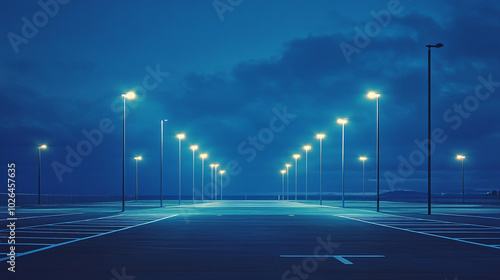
[200,153,208,201]
[134,156,142,201]
[190,145,198,204]
[456,155,466,203]
[359,157,367,198]
[293,154,301,200]
[280,170,286,200]
[122,91,136,212]
[316,134,325,205]
[176,133,185,205]
[285,163,291,200]
[219,170,226,200]
[367,91,381,211]
[160,119,167,207]
[426,42,444,215]
[38,144,47,205]
[337,118,348,208]
[214,164,219,200]
[210,164,215,200]
[303,145,311,200]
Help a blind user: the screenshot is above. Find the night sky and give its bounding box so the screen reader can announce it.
[2,0,500,198]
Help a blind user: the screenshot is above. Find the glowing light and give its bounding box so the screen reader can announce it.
[134,156,142,160]
[303,145,311,151]
[293,154,301,160]
[359,156,367,161]
[367,91,381,99]
[122,91,137,100]
[316,133,325,140]
[176,133,185,140]
[39,144,47,149]
[190,145,198,151]
[281,170,286,174]
[336,118,348,125]
[285,164,291,168]
[214,164,219,168]
[219,170,226,175]
[200,153,208,159]
[456,155,466,160]
[209,164,215,168]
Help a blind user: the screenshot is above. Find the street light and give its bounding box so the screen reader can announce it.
[456,155,466,203]
[367,91,381,211]
[121,91,136,212]
[160,119,167,207]
[293,154,301,200]
[190,145,198,204]
[426,42,444,215]
[359,157,367,198]
[38,144,47,205]
[200,153,208,201]
[214,164,219,200]
[285,164,291,200]
[210,164,215,200]
[219,170,226,200]
[337,119,348,208]
[303,145,311,200]
[134,156,142,201]
[316,133,326,205]
[280,170,286,200]
[176,133,185,205]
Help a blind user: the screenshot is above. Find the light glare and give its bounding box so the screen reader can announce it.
[316,133,325,140]
[176,133,185,140]
[367,91,381,99]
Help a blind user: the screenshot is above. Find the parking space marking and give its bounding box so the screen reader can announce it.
[280,255,385,265]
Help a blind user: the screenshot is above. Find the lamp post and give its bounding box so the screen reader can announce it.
[160,119,167,207]
[293,154,301,200]
[316,133,325,205]
[190,145,198,204]
[219,170,226,200]
[210,164,215,200]
[280,170,286,200]
[456,155,466,203]
[337,119,348,208]
[303,145,311,200]
[38,144,47,205]
[200,153,208,201]
[359,157,367,198]
[176,133,185,205]
[122,91,136,212]
[367,91,381,211]
[134,156,142,200]
[285,163,291,200]
[214,164,219,200]
[426,42,444,215]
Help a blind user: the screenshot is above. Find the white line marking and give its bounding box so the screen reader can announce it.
[437,213,500,220]
[280,255,385,265]
[338,215,500,250]
[0,214,178,262]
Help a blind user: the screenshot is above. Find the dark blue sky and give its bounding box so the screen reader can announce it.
[2,0,500,197]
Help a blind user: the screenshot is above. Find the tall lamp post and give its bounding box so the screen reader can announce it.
[359,157,367,198]
[160,119,167,207]
[210,164,215,200]
[122,91,137,212]
[134,156,142,200]
[200,153,208,201]
[176,133,185,205]
[316,134,325,205]
[337,118,348,208]
[219,170,226,200]
[293,154,301,200]
[303,145,311,200]
[280,170,286,200]
[38,144,47,205]
[285,164,291,200]
[214,164,219,200]
[426,42,444,215]
[456,155,466,203]
[367,91,381,211]
[190,145,198,204]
